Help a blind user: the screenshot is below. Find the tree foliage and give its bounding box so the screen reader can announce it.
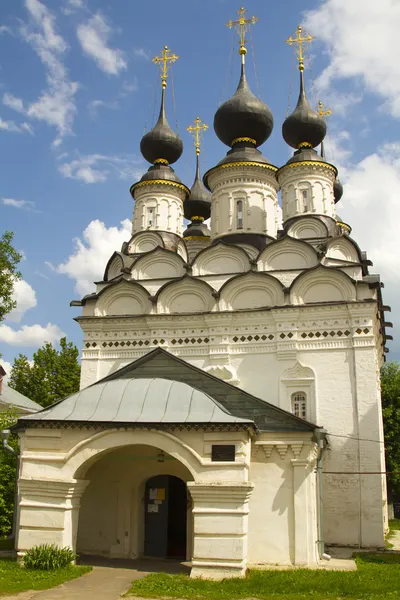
[0,230,22,323]
[9,338,81,408]
[0,408,18,538]
[381,361,400,497]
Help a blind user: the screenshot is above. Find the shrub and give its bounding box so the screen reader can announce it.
[23,544,76,570]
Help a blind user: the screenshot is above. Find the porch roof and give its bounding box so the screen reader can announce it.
[17,378,254,428]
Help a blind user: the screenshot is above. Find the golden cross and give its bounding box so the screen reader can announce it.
[286,25,315,72]
[152,45,179,88]
[187,116,208,155]
[317,100,332,119]
[226,6,259,55]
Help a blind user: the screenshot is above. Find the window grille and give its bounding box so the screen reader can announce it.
[302,190,308,212]
[292,392,307,419]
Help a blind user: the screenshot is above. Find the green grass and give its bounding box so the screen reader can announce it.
[0,558,91,596]
[388,518,400,531]
[126,553,400,600]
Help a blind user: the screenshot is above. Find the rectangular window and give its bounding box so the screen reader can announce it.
[292,392,307,419]
[147,208,154,227]
[211,445,236,462]
[237,200,243,229]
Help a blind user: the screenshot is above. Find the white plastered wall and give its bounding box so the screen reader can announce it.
[132,184,186,237]
[206,165,280,239]
[278,164,336,223]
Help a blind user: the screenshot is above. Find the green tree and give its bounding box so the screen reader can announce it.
[0,408,18,538]
[381,361,400,498]
[9,338,81,408]
[0,231,22,357]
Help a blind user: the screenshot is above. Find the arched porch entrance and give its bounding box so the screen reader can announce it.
[76,444,193,560]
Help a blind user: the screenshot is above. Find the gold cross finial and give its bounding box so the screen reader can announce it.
[187,116,208,155]
[317,100,332,119]
[286,25,315,72]
[226,6,259,58]
[152,45,179,89]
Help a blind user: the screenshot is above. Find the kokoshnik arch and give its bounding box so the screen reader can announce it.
[13,8,391,580]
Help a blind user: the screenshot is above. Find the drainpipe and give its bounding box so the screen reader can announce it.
[314,428,331,561]
[1,429,20,541]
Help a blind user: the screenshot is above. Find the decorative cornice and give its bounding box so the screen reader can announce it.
[184,235,211,240]
[154,158,169,165]
[231,137,257,146]
[130,179,190,195]
[278,161,337,176]
[207,161,279,184]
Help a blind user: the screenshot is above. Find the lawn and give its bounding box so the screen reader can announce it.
[126,553,400,600]
[0,558,91,596]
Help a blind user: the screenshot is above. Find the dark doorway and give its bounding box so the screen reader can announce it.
[144,475,187,559]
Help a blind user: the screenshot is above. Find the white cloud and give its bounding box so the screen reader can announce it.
[0,26,12,35]
[3,93,25,113]
[2,198,37,211]
[0,323,65,346]
[77,13,127,75]
[133,48,150,60]
[6,279,37,323]
[88,99,119,116]
[4,0,79,146]
[63,0,86,14]
[121,78,138,95]
[56,219,131,295]
[0,117,31,134]
[58,152,143,184]
[304,0,400,118]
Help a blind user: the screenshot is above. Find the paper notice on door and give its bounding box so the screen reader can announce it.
[156,488,165,500]
[149,488,157,500]
[147,504,158,513]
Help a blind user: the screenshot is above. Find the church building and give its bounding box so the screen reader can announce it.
[13,11,391,579]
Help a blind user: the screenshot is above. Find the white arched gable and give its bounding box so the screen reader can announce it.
[128,232,163,254]
[220,273,285,311]
[157,279,215,314]
[287,218,328,239]
[105,254,123,281]
[131,248,186,280]
[236,244,259,261]
[192,244,250,276]
[325,238,360,263]
[258,238,318,271]
[95,282,152,316]
[290,268,356,305]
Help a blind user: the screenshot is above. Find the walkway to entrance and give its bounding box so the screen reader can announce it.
[0,559,189,600]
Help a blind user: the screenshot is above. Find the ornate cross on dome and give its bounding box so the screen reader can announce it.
[317,100,332,119]
[152,45,179,89]
[187,116,208,156]
[286,25,315,72]
[226,6,259,58]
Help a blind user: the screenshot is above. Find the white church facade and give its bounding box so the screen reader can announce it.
[13,16,391,580]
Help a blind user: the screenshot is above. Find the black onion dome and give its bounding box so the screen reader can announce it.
[214,63,273,148]
[334,177,343,203]
[140,88,183,165]
[184,156,211,222]
[282,71,326,149]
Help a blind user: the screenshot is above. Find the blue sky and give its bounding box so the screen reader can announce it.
[1,0,400,375]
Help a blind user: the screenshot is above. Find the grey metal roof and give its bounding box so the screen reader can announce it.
[18,378,253,426]
[0,385,42,413]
